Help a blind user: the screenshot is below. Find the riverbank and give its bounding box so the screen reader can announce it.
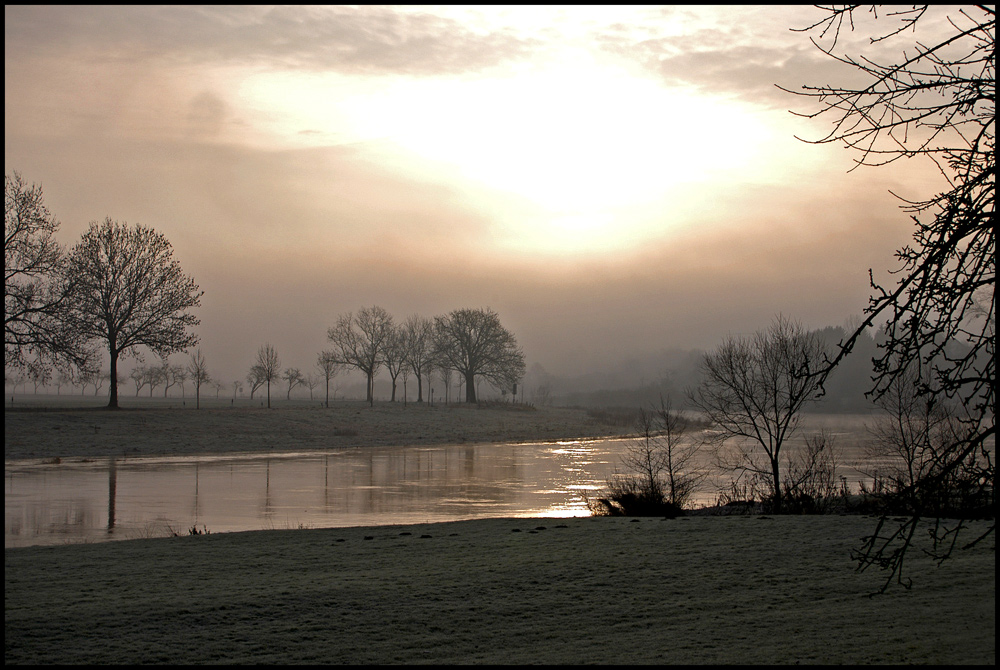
[5,514,994,664]
[4,401,628,462]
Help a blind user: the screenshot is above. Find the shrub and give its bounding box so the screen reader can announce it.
[586,474,684,518]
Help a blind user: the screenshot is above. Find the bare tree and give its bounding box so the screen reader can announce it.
[129,365,148,396]
[863,358,991,505]
[146,365,163,397]
[439,366,452,404]
[172,365,188,398]
[54,369,73,395]
[688,315,828,513]
[327,306,394,405]
[79,367,107,396]
[589,398,703,516]
[865,362,946,499]
[6,369,26,400]
[63,219,202,408]
[433,307,526,403]
[401,314,435,402]
[159,357,182,397]
[381,326,406,402]
[247,365,266,400]
[187,348,210,409]
[316,350,342,408]
[651,396,704,508]
[5,171,93,372]
[282,367,304,400]
[253,344,281,408]
[784,5,995,588]
[589,409,666,517]
[781,430,840,514]
[303,374,319,401]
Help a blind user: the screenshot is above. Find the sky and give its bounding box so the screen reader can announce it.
[4,5,955,394]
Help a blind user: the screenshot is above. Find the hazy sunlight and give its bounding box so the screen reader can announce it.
[236,52,778,255]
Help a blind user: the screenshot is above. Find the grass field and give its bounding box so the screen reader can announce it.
[5,515,995,664]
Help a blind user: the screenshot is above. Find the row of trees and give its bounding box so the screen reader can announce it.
[243,306,527,409]
[6,172,527,411]
[325,305,525,405]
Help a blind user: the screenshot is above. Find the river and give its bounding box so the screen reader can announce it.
[6,439,654,547]
[6,414,894,548]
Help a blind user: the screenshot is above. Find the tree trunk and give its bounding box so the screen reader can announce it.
[771,457,782,513]
[108,350,120,409]
[465,371,476,403]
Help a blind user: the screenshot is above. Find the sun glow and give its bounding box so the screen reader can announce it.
[236,52,779,255]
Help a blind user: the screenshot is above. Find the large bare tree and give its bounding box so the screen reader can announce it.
[433,307,526,404]
[783,5,994,587]
[327,305,394,405]
[688,315,828,513]
[5,171,92,372]
[63,218,202,408]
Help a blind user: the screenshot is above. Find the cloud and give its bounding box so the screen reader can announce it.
[588,5,934,110]
[5,5,544,76]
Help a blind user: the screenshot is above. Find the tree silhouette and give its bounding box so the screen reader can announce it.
[253,344,281,408]
[316,350,342,408]
[63,218,202,408]
[282,367,304,400]
[5,171,93,372]
[381,326,406,402]
[187,348,210,409]
[689,315,828,513]
[784,5,994,588]
[433,307,525,404]
[327,306,394,406]
[401,314,435,402]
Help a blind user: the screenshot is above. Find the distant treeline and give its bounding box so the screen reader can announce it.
[541,325,978,414]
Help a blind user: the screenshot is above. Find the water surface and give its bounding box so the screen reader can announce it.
[6,440,641,547]
[6,415,892,548]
